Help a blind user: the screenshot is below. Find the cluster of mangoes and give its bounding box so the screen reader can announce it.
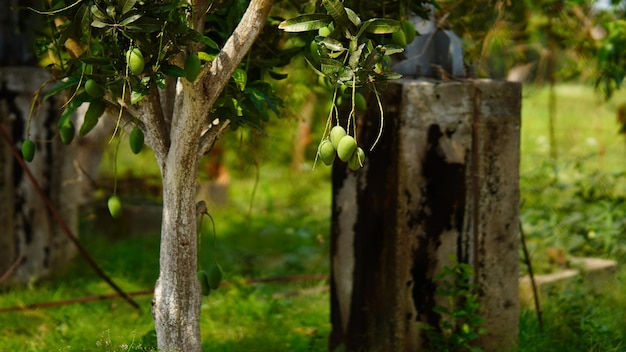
[318,126,365,170]
[198,263,223,296]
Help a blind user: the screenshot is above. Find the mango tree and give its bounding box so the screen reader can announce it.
[31,0,418,350]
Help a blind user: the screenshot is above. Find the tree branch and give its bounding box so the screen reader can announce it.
[200,0,274,109]
[139,84,170,160]
[197,118,230,160]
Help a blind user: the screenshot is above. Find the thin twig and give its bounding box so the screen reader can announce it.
[519,219,543,331]
[0,253,26,284]
[471,85,482,281]
[0,123,140,310]
[245,159,260,228]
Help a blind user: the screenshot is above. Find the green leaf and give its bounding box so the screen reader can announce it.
[278,14,333,32]
[322,0,356,35]
[358,18,401,36]
[320,58,343,76]
[160,64,186,78]
[80,100,105,136]
[344,7,361,28]
[119,13,142,26]
[130,90,146,105]
[348,40,365,69]
[379,44,404,56]
[268,71,288,80]
[90,5,109,21]
[73,4,91,38]
[91,19,109,28]
[126,17,162,32]
[120,0,137,15]
[316,37,345,52]
[43,76,81,102]
[199,35,219,50]
[198,52,215,62]
[232,68,247,91]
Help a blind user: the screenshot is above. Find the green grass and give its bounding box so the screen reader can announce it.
[518,267,626,352]
[518,84,626,351]
[0,164,332,351]
[2,84,626,351]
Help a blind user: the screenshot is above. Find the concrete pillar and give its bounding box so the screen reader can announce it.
[0,67,79,284]
[330,79,521,352]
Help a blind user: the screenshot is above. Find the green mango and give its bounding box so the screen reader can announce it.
[198,270,211,296]
[184,54,201,82]
[330,126,347,150]
[318,139,336,166]
[337,135,357,162]
[85,79,105,98]
[126,48,145,75]
[129,126,144,154]
[107,195,123,218]
[21,139,35,162]
[207,263,223,290]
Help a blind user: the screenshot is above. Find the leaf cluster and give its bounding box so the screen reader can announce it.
[421,257,486,352]
[34,0,209,140]
[279,0,405,92]
[595,19,626,99]
[34,0,294,139]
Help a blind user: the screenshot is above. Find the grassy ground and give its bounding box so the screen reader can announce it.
[1,84,626,351]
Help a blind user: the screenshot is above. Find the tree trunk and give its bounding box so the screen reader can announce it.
[152,85,204,351]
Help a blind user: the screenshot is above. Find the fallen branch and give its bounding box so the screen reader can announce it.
[272,285,330,299]
[0,289,153,313]
[0,274,330,313]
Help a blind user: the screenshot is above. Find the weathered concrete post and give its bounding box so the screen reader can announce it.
[0,0,79,284]
[330,79,521,352]
[0,68,80,284]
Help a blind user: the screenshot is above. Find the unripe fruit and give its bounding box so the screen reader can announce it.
[354,92,367,111]
[401,20,417,44]
[126,48,145,75]
[129,126,144,154]
[107,195,122,218]
[318,139,335,166]
[337,135,357,162]
[318,25,332,37]
[59,121,75,145]
[184,53,201,82]
[392,30,407,47]
[22,139,35,162]
[80,100,106,136]
[330,126,347,150]
[207,263,223,290]
[198,270,211,296]
[85,79,105,98]
[348,147,365,170]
